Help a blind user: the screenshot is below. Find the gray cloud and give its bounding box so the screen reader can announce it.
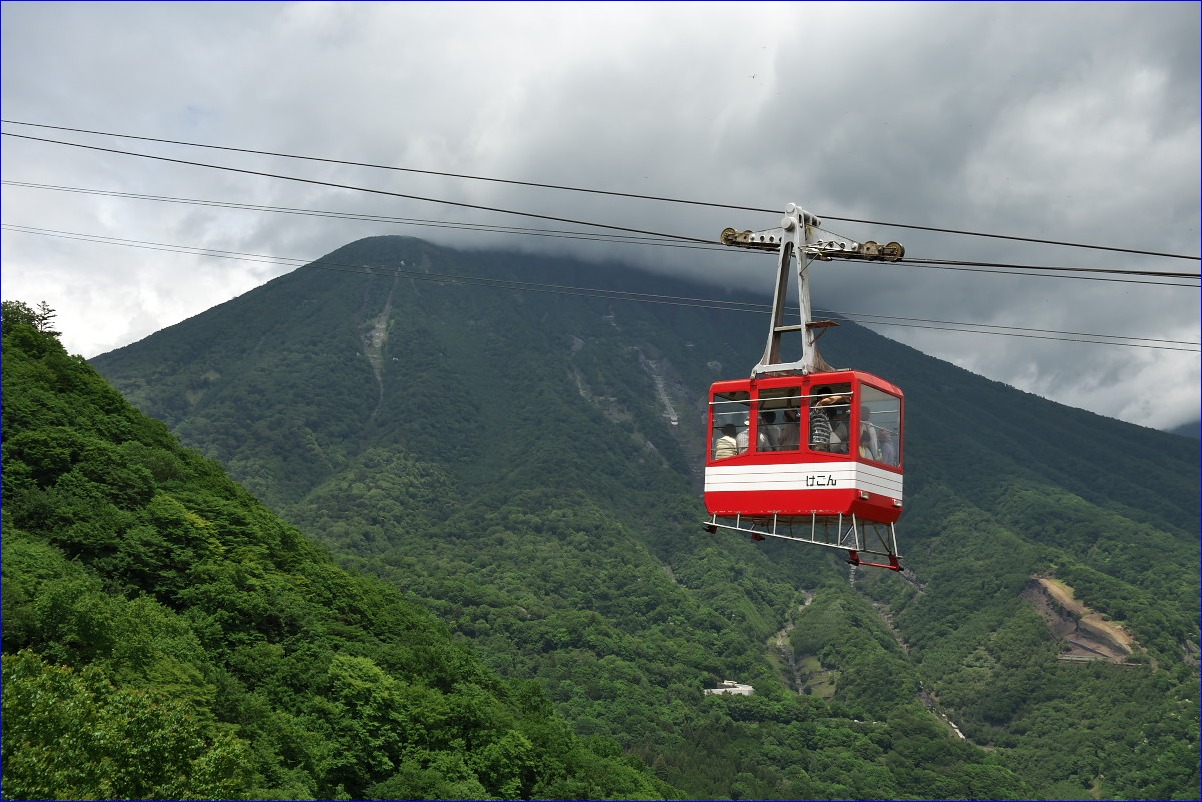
[2,1,1197,430]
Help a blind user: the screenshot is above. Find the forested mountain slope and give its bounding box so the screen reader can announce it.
[1,311,674,800]
[87,236,1200,799]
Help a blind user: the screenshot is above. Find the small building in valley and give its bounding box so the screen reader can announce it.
[704,680,754,696]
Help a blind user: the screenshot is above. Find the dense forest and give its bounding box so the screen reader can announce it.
[1,302,675,800]
[7,234,1199,800]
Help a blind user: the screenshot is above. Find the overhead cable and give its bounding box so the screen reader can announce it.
[1,180,722,252]
[5,180,1197,287]
[4,223,1196,352]
[3,120,1198,261]
[0,131,716,246]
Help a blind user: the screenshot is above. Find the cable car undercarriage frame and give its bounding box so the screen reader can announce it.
[703,512,902,571]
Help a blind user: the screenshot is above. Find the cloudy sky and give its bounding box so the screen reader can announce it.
[2,1,1198,431]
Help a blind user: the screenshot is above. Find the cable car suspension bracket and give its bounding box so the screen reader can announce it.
[720,204,904,377]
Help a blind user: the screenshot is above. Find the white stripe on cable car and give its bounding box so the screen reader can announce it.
[704,461,902,495]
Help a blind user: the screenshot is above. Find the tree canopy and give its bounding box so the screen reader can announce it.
[2,313,674,800]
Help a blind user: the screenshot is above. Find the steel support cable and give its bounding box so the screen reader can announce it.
[818,214,1198,261]
[882,256,1198,280]
[3,120,1198,261]
[0,132,714,246]
[810,307,1199,347]
[842,318,1199,351]
[1,180,727,252]
[825,256,1197,288]
[4,179,1197,285]
[4,223,1195,352]
[1,119,769,212]
[0,224,765,312]
[3,221,1194,338]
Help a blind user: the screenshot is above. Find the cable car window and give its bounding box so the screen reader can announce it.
[711,390,751,459]
[758,386,801,451]
[808,383,852,454]
[860,385,901,466]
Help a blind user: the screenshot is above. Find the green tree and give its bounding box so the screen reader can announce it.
[1,299,60,337]
[2,650,251,800]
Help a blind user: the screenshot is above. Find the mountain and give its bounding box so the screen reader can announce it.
[83,235,1200,799]
[1167,419,1201,439]
[1,310,674,800]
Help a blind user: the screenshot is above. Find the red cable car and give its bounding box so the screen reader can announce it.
[703,205,906,570]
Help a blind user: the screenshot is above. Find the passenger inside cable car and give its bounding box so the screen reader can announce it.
[809,384,851,453]
[707,373,903,470]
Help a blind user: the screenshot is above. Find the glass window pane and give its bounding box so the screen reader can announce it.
[807,383,852,454]
[758,387,801,451]
[860,385,901,466]
[711,391,750,459]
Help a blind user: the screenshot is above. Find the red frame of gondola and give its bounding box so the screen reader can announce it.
[704,369,904,525]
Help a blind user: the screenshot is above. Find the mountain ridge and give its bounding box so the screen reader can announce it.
[92,235,1197,497]
[84,235,1200,799]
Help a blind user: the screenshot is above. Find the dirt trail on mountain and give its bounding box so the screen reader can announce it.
[1024,577,1136,663]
